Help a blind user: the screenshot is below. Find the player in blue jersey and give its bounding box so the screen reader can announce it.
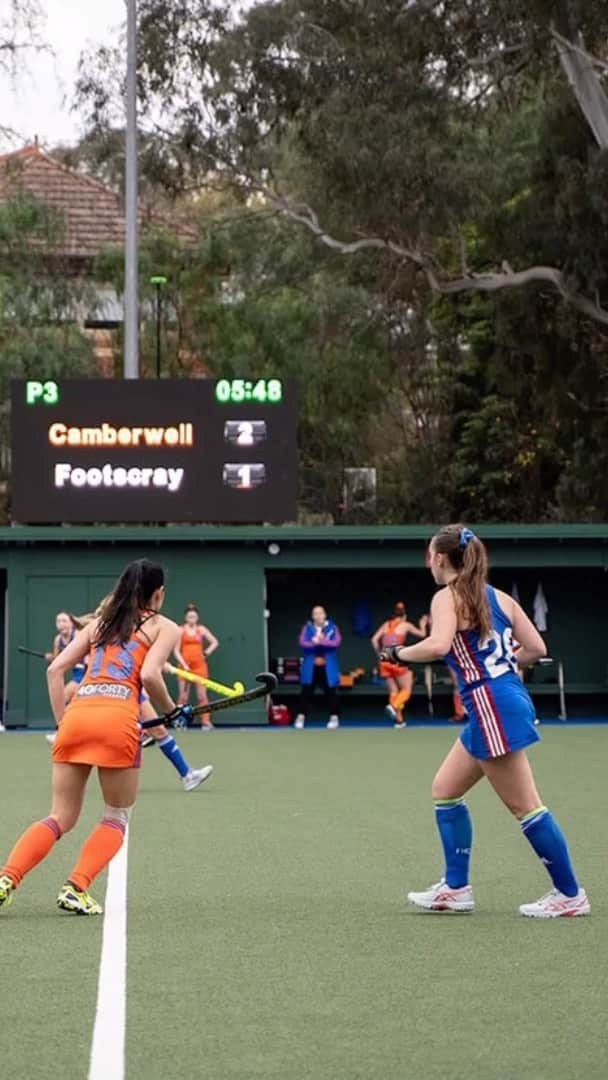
[44,613,88,745]
[381,524,589,918]
[46,613,87,697]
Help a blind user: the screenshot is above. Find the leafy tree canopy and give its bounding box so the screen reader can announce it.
[70,0,608,521]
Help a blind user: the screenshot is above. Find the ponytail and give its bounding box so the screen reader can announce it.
[71,612,93,630]
[72,593,115,630]
[432,524,491,640]
[95,559,164,646]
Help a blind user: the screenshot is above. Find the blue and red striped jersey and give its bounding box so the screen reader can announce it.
[444,585,518,691]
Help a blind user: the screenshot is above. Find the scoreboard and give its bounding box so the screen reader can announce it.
[11,378,297,524]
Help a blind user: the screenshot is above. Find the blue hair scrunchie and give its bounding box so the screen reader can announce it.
[459,528,476,549]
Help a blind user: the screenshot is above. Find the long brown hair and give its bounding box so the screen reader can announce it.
[95,559,164,646]
[432,524,491,640]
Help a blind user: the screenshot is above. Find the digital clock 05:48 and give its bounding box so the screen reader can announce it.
[215,378,283,404]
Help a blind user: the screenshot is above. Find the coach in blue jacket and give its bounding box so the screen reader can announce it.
[294,605,342,731]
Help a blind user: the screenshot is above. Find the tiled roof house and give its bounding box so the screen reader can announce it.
[0,142,195,265]
[0,143,201,373]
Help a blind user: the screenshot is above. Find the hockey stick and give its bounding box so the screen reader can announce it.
[140,672,277,729]
[18,645,47,659]
[557,659,567,721]
[423,664,434,718]
[165,663,245,698]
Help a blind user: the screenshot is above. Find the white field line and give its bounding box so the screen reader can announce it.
[88,826,129,1080]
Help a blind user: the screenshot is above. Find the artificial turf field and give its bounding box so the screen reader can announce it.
[1,724,607,1080]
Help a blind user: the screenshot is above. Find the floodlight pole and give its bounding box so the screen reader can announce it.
[124,0,139,378]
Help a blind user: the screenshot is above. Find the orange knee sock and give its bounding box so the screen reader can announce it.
[394,686,412,711]
[452,691,466,719]
[68,817,125,892]
[2,817,62,887]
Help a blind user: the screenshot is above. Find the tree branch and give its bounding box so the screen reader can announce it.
[257,184,426,263]
[395,0,443,23]
[466,42,529,69]
[426,265,608,327]
[551,26,608,149]
[550,27,608,78]
[259,189,608,328]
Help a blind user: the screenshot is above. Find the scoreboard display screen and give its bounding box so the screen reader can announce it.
[11,378,297,524]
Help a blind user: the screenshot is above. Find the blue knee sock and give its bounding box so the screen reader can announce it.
[156,734,190,778]
[434,798,472,888]
[520,807,578,897]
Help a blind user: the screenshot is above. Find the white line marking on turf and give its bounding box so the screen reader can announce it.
[88,826,129,1080]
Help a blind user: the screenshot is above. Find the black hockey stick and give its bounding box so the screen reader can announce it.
[424,664,434,719]
[140,672,277,729]
[18,645,47,659]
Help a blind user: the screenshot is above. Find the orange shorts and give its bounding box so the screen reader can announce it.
[379,661,411,680]
[52,704,142,769]
[181,656,208,679]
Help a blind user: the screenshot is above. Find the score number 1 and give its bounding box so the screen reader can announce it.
[223,464,266,490]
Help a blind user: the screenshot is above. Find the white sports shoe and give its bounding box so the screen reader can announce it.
[0,722,6,733]
[408,879,474,912]
[326,716,340,729]
[45,732,57,745]
[518,887,590,918]
[294,715,305,730]
[182,765,214,792]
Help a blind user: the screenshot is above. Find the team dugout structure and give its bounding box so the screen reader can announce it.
[1,525,606,728]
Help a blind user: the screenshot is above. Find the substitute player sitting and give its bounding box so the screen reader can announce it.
[173,603,219,730]
[0,558,196,916]
[371,602,428,728]
[381,525,589,918]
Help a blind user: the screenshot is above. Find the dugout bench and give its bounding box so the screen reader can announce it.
[273,661,608,722]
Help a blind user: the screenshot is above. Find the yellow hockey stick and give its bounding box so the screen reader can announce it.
[165,663,245,698]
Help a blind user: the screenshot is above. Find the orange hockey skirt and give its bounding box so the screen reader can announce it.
[379,661,411,680]
[52,702,142,769]
[180,653,209,679]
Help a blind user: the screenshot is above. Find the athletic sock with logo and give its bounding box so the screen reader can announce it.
[434,798,472,888]
[520,807,579,897]
[157,733,190,778]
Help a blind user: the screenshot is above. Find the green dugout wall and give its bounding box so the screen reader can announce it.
[0,524,607,727]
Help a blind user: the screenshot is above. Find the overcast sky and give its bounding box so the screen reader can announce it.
[1,0,125,152]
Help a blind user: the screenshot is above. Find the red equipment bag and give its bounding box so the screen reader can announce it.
[268,704,291,726]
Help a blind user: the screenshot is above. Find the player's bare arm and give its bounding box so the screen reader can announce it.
[141,619,181,715]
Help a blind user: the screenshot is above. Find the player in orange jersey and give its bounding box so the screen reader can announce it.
[173,603,219,730]
[75,597,213,792]
[0,559,201,916]
[371,602,429,728]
